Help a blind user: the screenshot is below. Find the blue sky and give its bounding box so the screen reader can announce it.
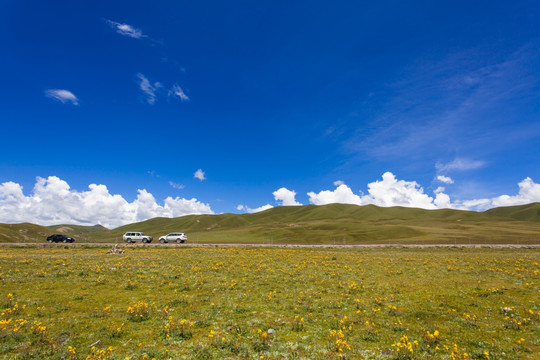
[1,1,540,227]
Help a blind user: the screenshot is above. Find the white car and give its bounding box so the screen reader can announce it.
[123,232,153,244]
[159,232,188,244]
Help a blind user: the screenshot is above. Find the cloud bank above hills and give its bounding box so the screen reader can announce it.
[0,173,539,227]
[304,172,540,211]
[0,176,213,228]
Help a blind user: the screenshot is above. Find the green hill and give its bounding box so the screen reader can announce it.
[90,203,540,244]
[0,223,108,243]
[47,224,109,233]
[0,223,52,243]
[1,203,540,244]
[485,202,540,222]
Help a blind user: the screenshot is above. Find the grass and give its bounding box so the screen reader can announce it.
[1,246,538,359]
[485,203,540,222]
[2,203,540,244]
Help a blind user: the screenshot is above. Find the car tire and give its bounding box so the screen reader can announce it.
[48,239,53,243]
[63,239,67,243]
[126,238,132,243]
[160,239,165,244]
[176,239,182,244]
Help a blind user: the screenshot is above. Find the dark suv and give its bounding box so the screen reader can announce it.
[46,234,75,243]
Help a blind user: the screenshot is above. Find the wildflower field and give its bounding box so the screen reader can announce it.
[0,246,538,359]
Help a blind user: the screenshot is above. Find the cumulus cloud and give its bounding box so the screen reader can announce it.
[436,175,454,184]
[137,73,161,104]
[194,169,206,181]
[105,19,146,39]
[236,204,273,213]
[0,176,213,228]
[491,177,540,206]
[333,180,345,186]
[434,192,452,208]
[308,184,363,206]
[307,172,540,211]
[436,158,485,173]
[367,172,437,208]
[273,187,301,206]
[168,181,185,190]
[460,177,540,210]
[44,89,79,105]
[308,173,437,208]
[169,84,190,101]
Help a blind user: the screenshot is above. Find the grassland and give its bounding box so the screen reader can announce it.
[1,246,538,359]
[1,203,540,244]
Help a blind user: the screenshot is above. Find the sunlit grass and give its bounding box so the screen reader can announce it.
[0,247,538,359]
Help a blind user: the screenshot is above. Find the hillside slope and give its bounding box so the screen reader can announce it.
[47,224,108,233]
[0,223,52,243]
[2,203,540,244]
[0,223,108,243]
[485,202,540,222]
[91,203,540,244]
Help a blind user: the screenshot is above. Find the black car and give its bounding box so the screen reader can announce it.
[46,234,75,243]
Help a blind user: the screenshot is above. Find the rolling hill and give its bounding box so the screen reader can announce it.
[485,202,540,222]
[1,203,539,244]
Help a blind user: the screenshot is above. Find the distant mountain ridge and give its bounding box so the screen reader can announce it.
[0,202,539,244]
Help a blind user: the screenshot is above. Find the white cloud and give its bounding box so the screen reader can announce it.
[464,177,540,210]
[272,187,301,206]
[136,75,190,105]
[434,186,445,194]
[436,175,454,184]
[44,89,79,105]
[436,158,485,173]
[0,176,213,228]
[169,84,190,101]
[194,169,206,181]
[236,204,274,213]
[333,180,345,186]
[434,192,452,208]
[308,184,363,206]
[137,73,161,104]
[307,172,540,212]
[309,173,438,209]
[105,19,146,39]
[458,198,492,210]
[169,181,185,190]
[364,172,437,209]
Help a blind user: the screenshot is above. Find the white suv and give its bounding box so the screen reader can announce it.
[123,232,153,244]
[159,233,188,244]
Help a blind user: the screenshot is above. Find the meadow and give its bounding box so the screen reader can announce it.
[0,246,538,359]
